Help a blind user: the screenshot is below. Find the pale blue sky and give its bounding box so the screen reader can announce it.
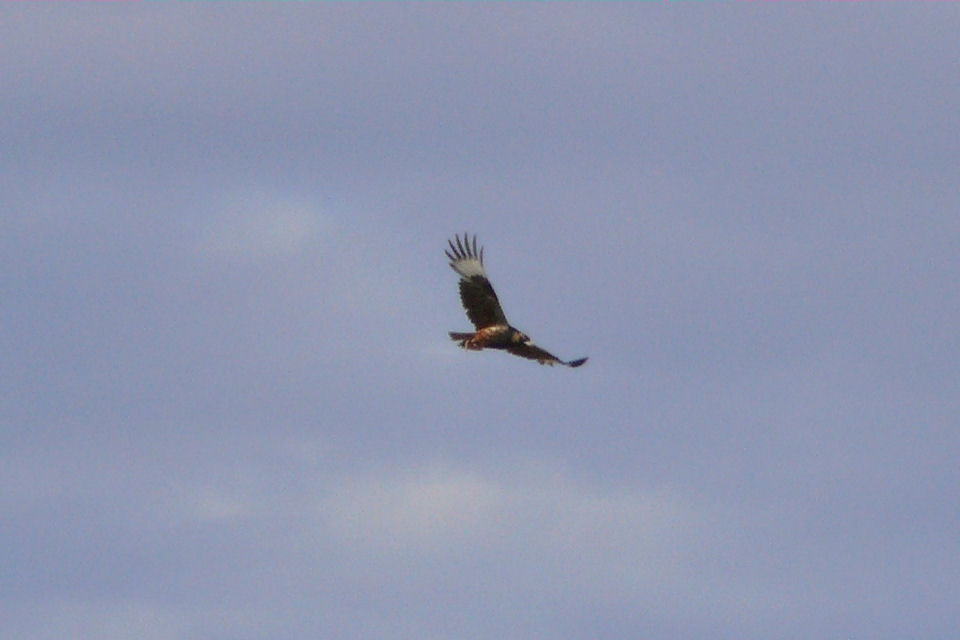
[2,5,958,639]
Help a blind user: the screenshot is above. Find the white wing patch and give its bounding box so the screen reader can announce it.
[450,257,486,280]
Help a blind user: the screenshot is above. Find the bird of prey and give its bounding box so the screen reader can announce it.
[445,234,588,368]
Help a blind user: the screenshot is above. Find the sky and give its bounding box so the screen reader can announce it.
[2,5,959,640]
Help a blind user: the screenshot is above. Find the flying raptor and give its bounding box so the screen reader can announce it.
[445,234,588,368]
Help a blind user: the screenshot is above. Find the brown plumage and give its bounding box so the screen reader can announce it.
[445,233,587,368]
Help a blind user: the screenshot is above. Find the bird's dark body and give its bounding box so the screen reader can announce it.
[450,324,525,350]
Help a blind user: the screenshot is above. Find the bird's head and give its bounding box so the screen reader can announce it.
[511,330,531,344]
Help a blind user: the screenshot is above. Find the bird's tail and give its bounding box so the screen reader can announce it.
[564,357,588,368]
[449,332,474,341]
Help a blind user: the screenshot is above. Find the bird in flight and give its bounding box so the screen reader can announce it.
[445,234,588,368]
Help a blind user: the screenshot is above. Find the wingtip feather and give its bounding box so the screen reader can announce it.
[446,233,487,279]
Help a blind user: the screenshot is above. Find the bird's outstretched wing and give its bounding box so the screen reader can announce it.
[506,341,588,368]
[445,233,508,329]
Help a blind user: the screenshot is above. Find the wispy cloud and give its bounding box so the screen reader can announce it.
[194,191,327,261]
